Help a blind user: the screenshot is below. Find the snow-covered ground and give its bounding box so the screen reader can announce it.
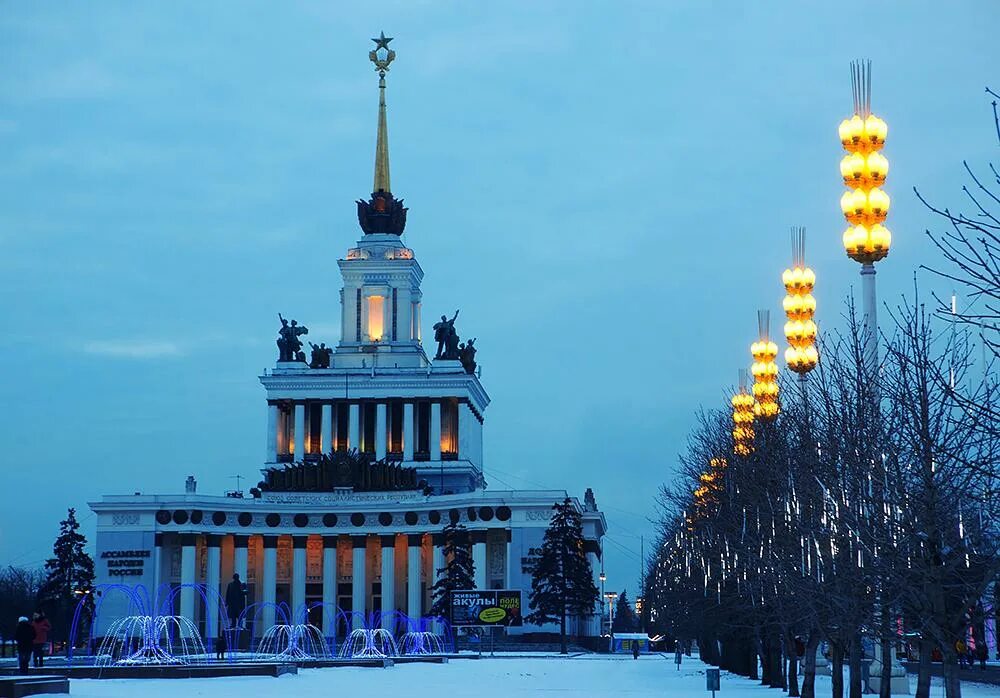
[67,654,999,698]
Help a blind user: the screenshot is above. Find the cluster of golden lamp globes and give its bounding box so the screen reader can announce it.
[839,113,891,263]
[782,265,818,374]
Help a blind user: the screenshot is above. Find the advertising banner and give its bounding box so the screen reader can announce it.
[450,589,523,627]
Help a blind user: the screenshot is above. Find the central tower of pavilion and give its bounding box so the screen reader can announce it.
[259,32,488,495]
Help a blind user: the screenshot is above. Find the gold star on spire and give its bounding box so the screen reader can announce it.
[369,31,396,76]
[369,32,396,193]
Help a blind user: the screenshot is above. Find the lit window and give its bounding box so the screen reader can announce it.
[368,296,384,342]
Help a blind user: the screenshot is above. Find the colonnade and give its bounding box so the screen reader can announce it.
[155,530,504,641]
[265,398,479,465]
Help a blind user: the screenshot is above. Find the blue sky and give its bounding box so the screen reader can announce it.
[1,1,997,595]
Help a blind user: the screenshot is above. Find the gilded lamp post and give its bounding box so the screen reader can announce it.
[839,60,890,369]
[751,311,780,422]
[783,227,818,381]
[731,370,755,456]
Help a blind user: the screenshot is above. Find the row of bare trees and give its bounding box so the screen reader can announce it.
[645,90,1000,698]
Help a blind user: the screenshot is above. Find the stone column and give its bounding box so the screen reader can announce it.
[407,534,423,619]
[321,403,332,453]
[232,535,249,643]
[348,403,360,451]
[262,536,278,630]
[504,532,512,589]
[380,535,396,629]
[179,534,197,621]
[352,536,367,628]
[205,535,222,644]
[376,403,387,459]
[586,546,601,637]
[472,531,487,590]
[432,534,446,633]
[430,402,442,461]
[265,403,278,463]
[233,535,249,587]
[322,537,337,639]
[293,403,306,460]
[403,402,414,461]
[153,533,164,592]
[292,537,307,624]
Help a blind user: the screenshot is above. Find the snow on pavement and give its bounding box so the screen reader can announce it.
[66,654,1000,698]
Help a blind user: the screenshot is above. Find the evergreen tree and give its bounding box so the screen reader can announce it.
[39,508,95,641]
[527,498,599,654]
[429,520,476,620]
[613,589,638,632]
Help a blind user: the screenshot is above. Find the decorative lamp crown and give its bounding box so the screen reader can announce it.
[840,60,890,264]
[783,227,819,375]
[751,310,780,421]
[732,370,755,456]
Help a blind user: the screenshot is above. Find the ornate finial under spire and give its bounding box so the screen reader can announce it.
[357,31,407,236]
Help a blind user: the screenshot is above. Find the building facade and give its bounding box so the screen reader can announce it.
[89,35,606,644]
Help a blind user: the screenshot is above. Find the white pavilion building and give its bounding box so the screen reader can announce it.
[89,34,606,648]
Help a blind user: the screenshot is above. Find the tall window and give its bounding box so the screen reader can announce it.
[334,403,350,451]
[308,403,322,454]
[355,289,362,342]
[278,405,293,458]
[441,399,458,458]
[361,402,377,455]
[411,302,421,341]
[391,288,398,342]
[367,296,384,342]
[416,401,430,459]
[388,401,404,455]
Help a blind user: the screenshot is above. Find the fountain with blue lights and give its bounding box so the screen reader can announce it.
[70,583,452,666]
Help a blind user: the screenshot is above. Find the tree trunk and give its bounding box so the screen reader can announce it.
[759,634,771,686]
[879,610,893,698]
[788,646,799,696]
[941,650,962,698]
[770,632,785,689]
[748,636,760,680]
[831,642,845,698]
[915,636,932,698]
[848,635,863,698]
[801,632,820,698]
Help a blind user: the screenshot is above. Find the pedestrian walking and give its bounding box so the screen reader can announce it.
[31,612,51,668]
[14,617,35,673]
[631,640,640,659]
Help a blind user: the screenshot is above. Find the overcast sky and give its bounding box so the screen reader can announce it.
[1,1,997,595]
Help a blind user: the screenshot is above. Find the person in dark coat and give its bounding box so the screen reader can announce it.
[14,617,35,673]
[632,640,640,659]
[31,612,51,668]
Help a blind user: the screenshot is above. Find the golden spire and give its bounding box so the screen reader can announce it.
[370,31,395,194]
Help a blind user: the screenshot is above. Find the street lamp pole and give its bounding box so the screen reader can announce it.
[838,59,903,693]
